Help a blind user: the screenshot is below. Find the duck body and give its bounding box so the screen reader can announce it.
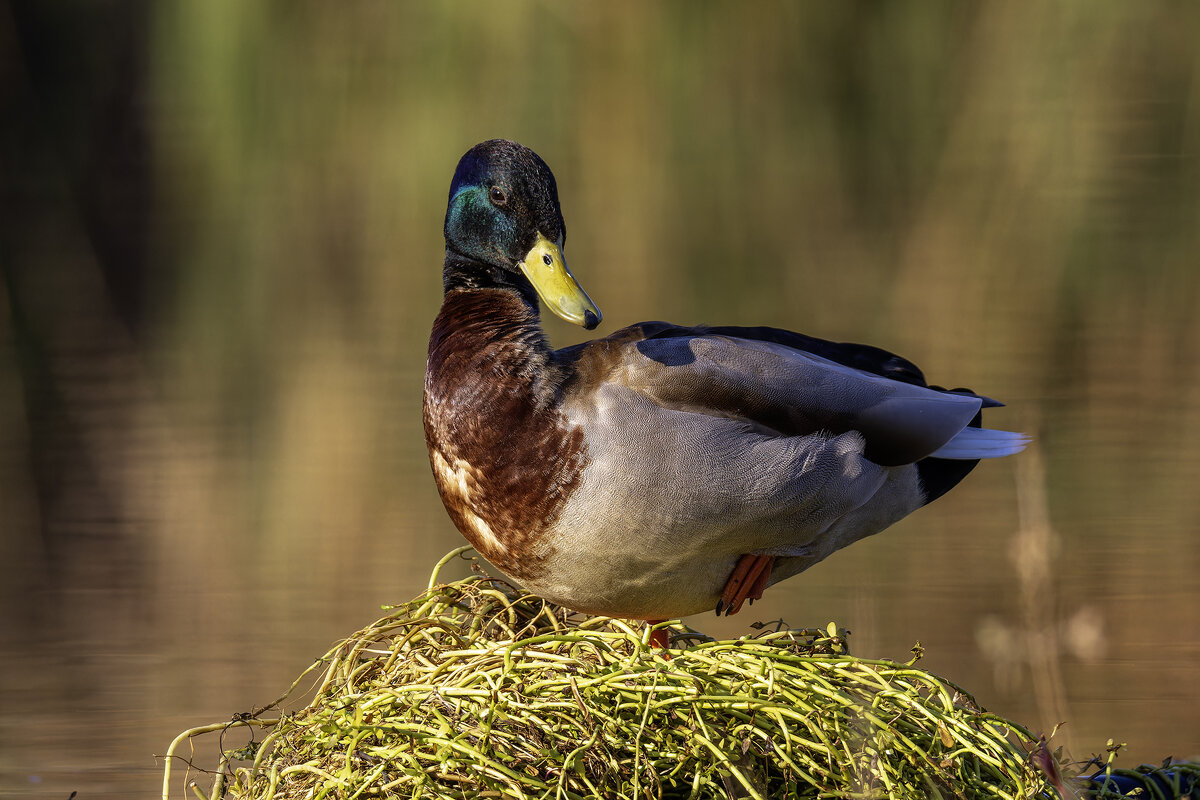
[424,140,1027,621]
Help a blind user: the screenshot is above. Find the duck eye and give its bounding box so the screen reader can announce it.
[488,186,508,206]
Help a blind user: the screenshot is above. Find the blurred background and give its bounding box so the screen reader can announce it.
[2,2,1198,796]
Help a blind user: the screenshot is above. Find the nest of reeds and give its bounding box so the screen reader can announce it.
[164,547,1065,800]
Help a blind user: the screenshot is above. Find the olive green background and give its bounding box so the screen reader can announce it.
[2,2,1198,796]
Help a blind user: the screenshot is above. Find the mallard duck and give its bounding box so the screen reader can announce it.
[424,139,1027,626]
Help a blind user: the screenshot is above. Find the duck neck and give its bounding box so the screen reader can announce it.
[429,254,563,406]
[442,252,540,313]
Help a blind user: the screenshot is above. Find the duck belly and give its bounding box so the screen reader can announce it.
[525,390,925,619]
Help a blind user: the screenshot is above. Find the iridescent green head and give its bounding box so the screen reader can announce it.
[444,140,601,329]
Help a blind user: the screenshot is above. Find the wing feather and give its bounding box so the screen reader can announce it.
[562,325,1017,467]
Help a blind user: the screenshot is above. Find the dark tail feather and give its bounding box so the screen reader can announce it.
[916,406,982,504]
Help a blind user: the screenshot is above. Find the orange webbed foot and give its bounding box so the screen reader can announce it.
[646,620,671,657]
[716,554,776,616]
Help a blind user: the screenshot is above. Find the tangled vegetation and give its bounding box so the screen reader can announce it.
[164,548,1078,799]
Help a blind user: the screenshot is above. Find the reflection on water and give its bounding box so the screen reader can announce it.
[2,3,1199,796]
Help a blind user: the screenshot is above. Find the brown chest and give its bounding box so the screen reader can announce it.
[423,295,587,583]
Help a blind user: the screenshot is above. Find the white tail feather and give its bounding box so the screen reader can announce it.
[929,426,1031,460]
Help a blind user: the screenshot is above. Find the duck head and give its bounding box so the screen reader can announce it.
[443,139,602,330]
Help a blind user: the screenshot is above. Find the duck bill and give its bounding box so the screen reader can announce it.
[518,233,602,330]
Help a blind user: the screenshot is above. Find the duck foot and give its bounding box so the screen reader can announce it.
[647,620,671,656]
[717,554,776,616]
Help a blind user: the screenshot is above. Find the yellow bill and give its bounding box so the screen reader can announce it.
[518,233,602,329]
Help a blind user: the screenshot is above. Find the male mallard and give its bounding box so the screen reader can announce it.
[424,139,1027,625]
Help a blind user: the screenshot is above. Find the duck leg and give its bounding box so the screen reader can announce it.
[717,554,776,616]
[646,620,670,652]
